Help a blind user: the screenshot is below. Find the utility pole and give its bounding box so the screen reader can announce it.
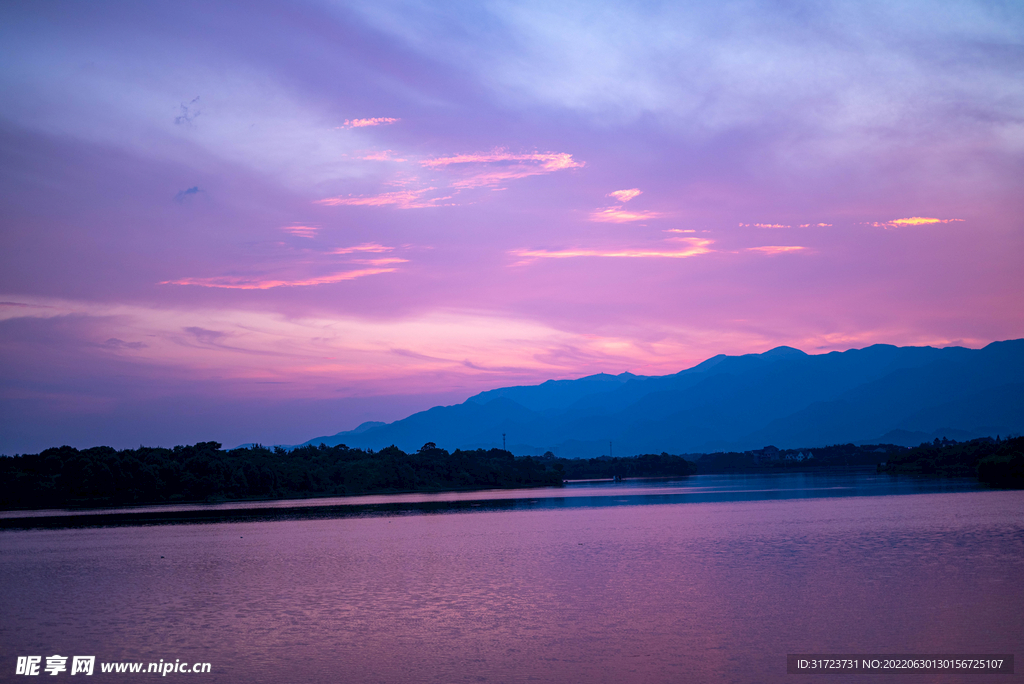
[610,441,613,458]
[502,433,506,452]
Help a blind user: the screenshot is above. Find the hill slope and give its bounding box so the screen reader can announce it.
[299,340,1024,457]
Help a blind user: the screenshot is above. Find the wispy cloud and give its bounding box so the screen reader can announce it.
[184,326,226,344]
[891,217,961,226]
[511,238,713,264]
[798,223,832,228]
[869,217,965,228]
[174,186,200,203]
[747,245,807,255]
[316,189,450,209]
[319,149,584,209]
[351,257,408,266]
[361,150,407,161]
[420,150,584,189]
[587,188,653,221]
[103,337,146,350]
[160,240,409,290]
[281,225,318,238]
[173,96,200,127]
[739,223,790,228]
[162,268,397,289]
[338,117,399,128]
[589,207,665,223]
[608,188,642,203]
[330,243,394,254]
[422,151,582,170]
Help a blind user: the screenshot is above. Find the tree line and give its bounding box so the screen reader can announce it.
[0,441,697,510]
[877,435,1023,486]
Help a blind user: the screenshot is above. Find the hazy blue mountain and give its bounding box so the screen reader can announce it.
[298,340,1024,457]
[348,421,386,434]
[466,371,644,413]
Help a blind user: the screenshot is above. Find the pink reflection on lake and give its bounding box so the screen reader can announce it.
[1,487,1021,683]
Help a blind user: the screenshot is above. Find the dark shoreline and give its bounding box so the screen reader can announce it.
[3,438,1019,524]
[1,467,996,531]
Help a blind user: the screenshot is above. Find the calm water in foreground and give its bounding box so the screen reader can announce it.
[1,470,1022,683]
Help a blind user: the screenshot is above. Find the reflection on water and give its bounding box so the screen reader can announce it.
[0,474,1021,683]
[0,468,987,529]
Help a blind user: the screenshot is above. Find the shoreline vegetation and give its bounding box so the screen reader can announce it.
[0,442,696,511]
[1,436,1020,511]
[877,435,1023,486]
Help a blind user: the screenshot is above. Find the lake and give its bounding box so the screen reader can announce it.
[1,470,1021,683]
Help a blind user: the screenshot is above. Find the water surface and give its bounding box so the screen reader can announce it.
[1,473,1020,683]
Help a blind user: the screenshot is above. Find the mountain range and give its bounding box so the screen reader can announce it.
[299,340,1024,458]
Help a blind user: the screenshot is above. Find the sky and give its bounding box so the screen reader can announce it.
[1,0,1022,453]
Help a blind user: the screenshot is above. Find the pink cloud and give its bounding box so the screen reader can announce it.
[747,245,807,255]
[739,223,791,228]
[329,243,394,254]
[281,225,318,238]
[316,189,449,209]
[321,148,584,206]
[161,268,397,290]
[338,117,399,129]
[422,151,582,170]
[510,238,714,264]
[351,257,408,266]
[608,189,642,203]
[361,150,407,161]
[589,207,665,223]
[444,170,542,189]
[420,150,584,189]
[798,223,833,228]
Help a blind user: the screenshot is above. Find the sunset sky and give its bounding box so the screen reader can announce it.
[2,0,1022,453]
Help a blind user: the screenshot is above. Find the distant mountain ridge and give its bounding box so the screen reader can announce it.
[299,340,1024,457]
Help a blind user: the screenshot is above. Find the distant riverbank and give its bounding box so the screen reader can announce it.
[3,436,1017,514]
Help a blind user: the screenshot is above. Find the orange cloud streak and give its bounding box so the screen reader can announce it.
[511,238,713,263]
[871,216,965,228]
